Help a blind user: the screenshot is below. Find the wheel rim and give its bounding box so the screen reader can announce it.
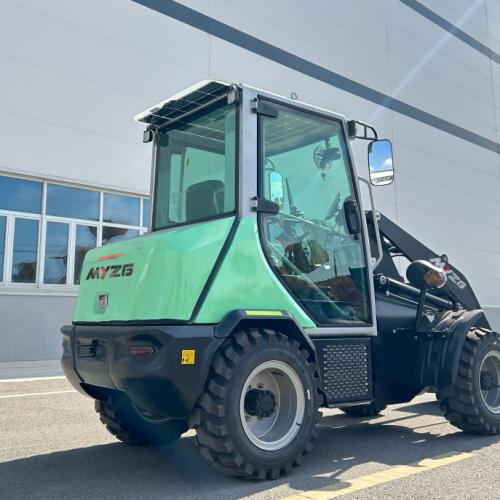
[479,350,500,414]
[239,360,306,451]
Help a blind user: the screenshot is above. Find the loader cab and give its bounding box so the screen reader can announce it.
[137,81,393,332]
[63,81,499,482]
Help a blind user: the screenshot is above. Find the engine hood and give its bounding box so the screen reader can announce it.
[73,217,235,323]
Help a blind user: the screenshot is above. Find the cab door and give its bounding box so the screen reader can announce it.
[257,100,374,330]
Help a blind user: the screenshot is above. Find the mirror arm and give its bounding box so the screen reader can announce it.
[347,120,378,140]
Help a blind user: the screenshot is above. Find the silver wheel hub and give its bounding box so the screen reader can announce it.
[479,350,500,414]
[239,360,306,452]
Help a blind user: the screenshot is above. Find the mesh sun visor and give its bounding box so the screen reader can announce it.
[134,80,231,128]
[262,105,341,156]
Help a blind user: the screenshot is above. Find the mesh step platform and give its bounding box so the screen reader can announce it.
[314,338,373,405]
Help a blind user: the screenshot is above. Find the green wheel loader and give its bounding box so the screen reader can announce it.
[62,81,500,480]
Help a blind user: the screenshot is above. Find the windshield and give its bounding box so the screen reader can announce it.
[153,101,237,230]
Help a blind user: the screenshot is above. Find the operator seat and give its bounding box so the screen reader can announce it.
[186,180,225,221]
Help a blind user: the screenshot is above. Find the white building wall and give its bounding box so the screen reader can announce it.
[0,0,499,361]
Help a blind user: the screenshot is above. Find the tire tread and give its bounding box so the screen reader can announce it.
[437,328,500,435]
[189,328,322,480]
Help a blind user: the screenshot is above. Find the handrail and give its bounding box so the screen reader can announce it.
[358,177,383,269]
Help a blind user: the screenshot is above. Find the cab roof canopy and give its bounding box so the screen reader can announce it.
[134,80,232,128]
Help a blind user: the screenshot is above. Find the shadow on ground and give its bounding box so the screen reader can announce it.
[1,399,498,500]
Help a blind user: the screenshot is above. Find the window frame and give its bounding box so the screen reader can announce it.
[0,173,149,292]
[0,214,7,284]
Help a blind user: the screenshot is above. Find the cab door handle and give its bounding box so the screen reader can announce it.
[344,199,361,235]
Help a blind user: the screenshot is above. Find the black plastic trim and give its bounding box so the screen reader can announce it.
[73,319,190,326]
[440,309,487,386]
[61,323,223,418]
[214,309,318,363]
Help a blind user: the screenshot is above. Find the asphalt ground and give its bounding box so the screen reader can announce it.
[0,377,498,500]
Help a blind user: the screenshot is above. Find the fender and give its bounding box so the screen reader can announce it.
[215,309,326,404]
[215,309,318,364]
[433,309,488,387]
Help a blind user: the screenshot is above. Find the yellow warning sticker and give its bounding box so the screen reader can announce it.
[181,349,196,365]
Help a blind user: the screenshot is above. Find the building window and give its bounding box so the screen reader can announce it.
[102,226,139,246]
[74,225,97,286]
[0,174,149,289]
[43,222,69,285]
[12,218,39,284]
[46,184,100,221]
[0,216,7,282]
[0,176,42,214]
[143,199,150,227]
[104,193,140,226]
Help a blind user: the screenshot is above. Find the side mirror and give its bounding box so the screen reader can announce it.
[407,260,447,289]
[368,139,394,186]
[268,170,284,208]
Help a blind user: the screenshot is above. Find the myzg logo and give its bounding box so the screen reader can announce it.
[86,263,134,280]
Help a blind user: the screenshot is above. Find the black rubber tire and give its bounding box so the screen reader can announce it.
[189,328,322,480]
[95,393,188,446]
[341,402,386,418]
[438,328,500,435]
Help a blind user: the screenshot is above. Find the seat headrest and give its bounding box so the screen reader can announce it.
[185,180,224,221]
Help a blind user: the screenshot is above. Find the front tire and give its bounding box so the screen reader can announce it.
[96,393,188,446]
[190,329,321,480]
[438,328,500,435]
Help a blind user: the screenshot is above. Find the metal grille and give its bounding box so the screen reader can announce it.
[321,342,371,403]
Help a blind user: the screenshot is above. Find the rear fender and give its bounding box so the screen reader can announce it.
[215,310,326,404]
[215,310,318,363]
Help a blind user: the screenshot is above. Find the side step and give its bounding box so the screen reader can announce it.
[312,338,373,406]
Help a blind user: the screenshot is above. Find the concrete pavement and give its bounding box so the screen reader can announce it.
[0,378,498,500]
[0,360,62,380]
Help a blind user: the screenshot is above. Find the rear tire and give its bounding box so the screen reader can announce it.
[190,328,321,480]
[438,328,500,435]
[96,393,188,446]
[341,402,386,418]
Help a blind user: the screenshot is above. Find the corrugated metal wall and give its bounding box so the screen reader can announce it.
[0,0,499,360]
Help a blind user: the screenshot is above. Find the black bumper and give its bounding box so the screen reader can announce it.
[61,323,223,419]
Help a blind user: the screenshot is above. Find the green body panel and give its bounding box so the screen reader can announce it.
[194,217,315,328]
[73,217,235,322]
